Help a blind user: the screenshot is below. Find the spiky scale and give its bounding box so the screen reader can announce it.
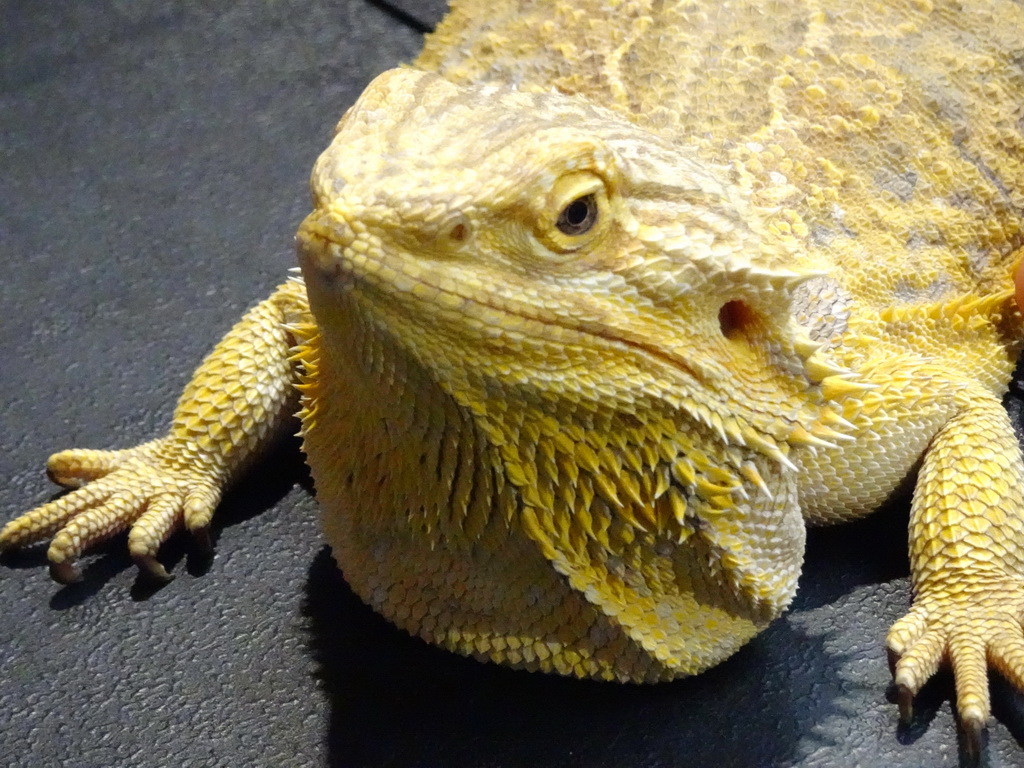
[2,0,1024,757]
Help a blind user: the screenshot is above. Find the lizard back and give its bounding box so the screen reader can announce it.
[418,0,1024,315]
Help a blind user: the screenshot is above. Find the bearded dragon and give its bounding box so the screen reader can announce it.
[2,0,1023,756]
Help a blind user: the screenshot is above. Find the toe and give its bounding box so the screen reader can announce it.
[892,628,944,700]
[46,448,129,488]
[182,482,222,532]
[46,490,147,581]
[0,482,115,551]
[987,630,1024,691]
[948,632,991,744]
[128,496,183,582]
[886,609,928,656]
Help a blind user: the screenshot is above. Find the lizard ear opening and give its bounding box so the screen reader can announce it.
[718,300,759,341]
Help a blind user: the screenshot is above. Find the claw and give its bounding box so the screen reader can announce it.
[50,559,82,584]
[192,525,214,556]
[133,554,174,583]
[962,715,984,763]
[897,683,914,725]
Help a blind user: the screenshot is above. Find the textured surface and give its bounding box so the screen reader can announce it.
[297,0,1023,738]
[3,2,1024,768]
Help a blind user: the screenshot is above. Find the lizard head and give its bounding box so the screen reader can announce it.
[297,68,860,676]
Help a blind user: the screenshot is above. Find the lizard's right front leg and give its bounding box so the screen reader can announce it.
[802,349,1024,755]
[0,280,309,583]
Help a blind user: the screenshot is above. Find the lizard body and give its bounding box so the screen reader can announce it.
[3,0,1024,752]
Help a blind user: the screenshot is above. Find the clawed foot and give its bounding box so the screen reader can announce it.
[0,440,223,583]
[887,576,1024,760]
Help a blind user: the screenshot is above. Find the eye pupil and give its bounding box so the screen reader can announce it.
[564,200,590,226]
[556,194,598,235]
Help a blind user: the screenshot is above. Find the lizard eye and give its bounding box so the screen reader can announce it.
[537,171,609,255]
[556,194,598,236]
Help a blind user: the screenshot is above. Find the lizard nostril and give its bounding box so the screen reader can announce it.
[718,300,758,341]
[449,223,468,243]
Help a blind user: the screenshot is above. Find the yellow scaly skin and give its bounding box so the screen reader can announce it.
[3,0,1024,754]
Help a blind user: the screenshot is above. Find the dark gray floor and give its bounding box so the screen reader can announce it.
[2,2,1024,766]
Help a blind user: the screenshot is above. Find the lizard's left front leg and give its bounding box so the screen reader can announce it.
[887,389,1024,755]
